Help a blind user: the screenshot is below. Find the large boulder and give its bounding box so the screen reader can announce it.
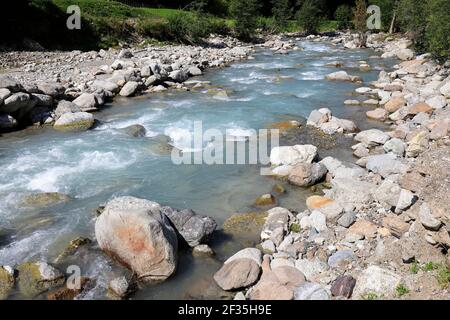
[353,265,401,299]
[288,162,327,187]
[354,129,390,147]
[293,282,330,300]
[92,80,120,94]
[213,248,262,291]
[270,145,317,166]
[365,154,408,178]
[325,71,361,82]
[0,266,15,300]
[169,70,188,83]
[95,196,178,282]
[119,81,139,97]
[54,100,81,119]
[2,92,35,114]
[53,112,94,132]
[72,93,98,112]
[0,114,17,130]
[160,207,217,247]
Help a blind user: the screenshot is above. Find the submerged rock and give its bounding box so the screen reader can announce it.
[108,276,136,299]
[254,194,276,207]
[0,266,15,300]
[53,112,94,132]
[17,262,65,298]
[121,124,146,137]
[21,192,71,207]
[95,196,178,282]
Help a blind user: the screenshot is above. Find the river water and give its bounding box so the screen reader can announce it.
[0,40,393,299]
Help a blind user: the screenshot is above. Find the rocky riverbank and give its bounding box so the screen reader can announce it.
[212,32,449,300]
[0,34,303,133]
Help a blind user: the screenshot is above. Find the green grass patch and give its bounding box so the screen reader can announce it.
[289,223,301,233]
[361,292,379,300]
[395,284,410,297]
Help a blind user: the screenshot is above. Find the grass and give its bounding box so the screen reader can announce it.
[410,261,419,274]
[289,223,301,233]
[396,284,410,297]
[435,263,450,288]
[361,292,379,300]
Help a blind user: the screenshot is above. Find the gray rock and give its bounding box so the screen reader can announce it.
[36,82,65,97]
[337,211,356,228]
[270,145,318,166]
[118,48,133,59]
[418,202,442,231]
[0,114,18,130]
[366,153,407,178]
[0,266,15,300]
[121,124,146,137]
[260,207,290,241]
[54,112,94,132]
[0,88,11,103]
[192,244,215,256]
[353,265,401,298]
[95,196,178,282]
[160,207,217,247]
[145,75,160,87]
[300,211,327,232]
[2,92,34,113]
[188,66,202,76]
[0,75,23,92]
[119,81,139,97]
[17,262,64,298]
[108,276,135,299]
[169,70,188,83]
[293,282,330,300]
[72,93,98,112]
[294,259,329,281]
[383,138,406,156]
[54,100,81,119]
[327,250,355,268]
[31,93,53,107]
[92,80,120,94]
[261,239,276,253]
[355,129,390,147]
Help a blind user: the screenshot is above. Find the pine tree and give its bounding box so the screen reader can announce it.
[272,0,292,31]
[229,0,261,40]
[296,0,322,34]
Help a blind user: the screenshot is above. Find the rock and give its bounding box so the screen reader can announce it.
[307,109,330,126]
[374,179,402,208]
[272,266,306,289]
[384,97,406,113]
[188,66,202,76]
[344,99,360,105]
[121,124,146,137]
[54,112,94,132]
[395,48,414,60]
[223,212,268,237]
[383,138,406,156]
[47,277,91,300]
[169,70,188,83]
[193,244,215,256]
[0,266,15,300]
[254,194,276,206]
[261,207,290,242]
[408,102,433,115]
[327,250,355,269]
[0,75,23,92]
[213,248,262,291]
[288,163,327,187]
[429,119,449,140]
[54,100,81,119]
[399,171,426,192]
[366,154,407,178]
[92,80,120,94]
[21,192,71,207]
[406,131,429,157]
[439,81,450,97]
[331,275,356,298]
[337,211,356,228]
[355,129,390,147]
[348,220,377,239]
[325,71,361,82]
[418,202,442,231]
[382,215,410,238]
[119,81,139,97]
[0,88,11,103]
[36,82,65,97]
[293,282,330,300]
[426,95,447,109]
[366,108,388,121]
[353,265,401,298]
[0,114,18,130]
[2,92,34,113]
[294,259,329,281]
[118,48,133,59]
[395,189,416,213]
[32,93,53,107]
[261,240,276,253]
[108,276,136,299]
[54,237,92,263]
[72,93,98,112]
[270,145,318,166]
[306,195,334,209]
[160,207,217,247]
[95,196,178,282]
[17,262,65,298]
[384,84,403,92]
[300,210,327,232]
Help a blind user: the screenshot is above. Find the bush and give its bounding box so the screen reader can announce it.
[229,0,261,40]
[296,0,322,34]
[397,0,428,52]
[164,11,209,43]
[335,4,352,30]
[425,0,450,62]
[256,16,278,34]
[272,0,292,31]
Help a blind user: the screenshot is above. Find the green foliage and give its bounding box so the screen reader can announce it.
[410,261,419,274]
[397,0,428,52]
[229,0,261,40]
[352,0,368,33]
[335,4,353,30]
[425,0,450,62]
[435,263,450,288]
[422,261,438,271]
[272,0,292,30]
[289,223,301,233]
[296,0,322,34]
[361,292,379,300]
[395,283,410,297]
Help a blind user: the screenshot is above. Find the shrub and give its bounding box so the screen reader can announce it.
[272,0,292,31]
[335,4,353,30]
[425,0,450,62]
[296,0,322,34]
[229,0,261,40]
[164,11,209,44]
[397,0,428,52]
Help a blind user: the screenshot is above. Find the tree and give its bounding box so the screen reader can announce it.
[425,0,450,62]
[296,0,322,34]
[335,4,353,30]
[272,0,292,31]
[397,0,428,52]
[229,0,261,40]
[352,0,368,47]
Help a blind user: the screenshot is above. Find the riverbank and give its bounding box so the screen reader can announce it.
[212,33,450,300]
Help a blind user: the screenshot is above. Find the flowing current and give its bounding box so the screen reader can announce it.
[0,41,393,299]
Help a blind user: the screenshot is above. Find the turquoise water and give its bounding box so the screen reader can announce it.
[0,41,393,299]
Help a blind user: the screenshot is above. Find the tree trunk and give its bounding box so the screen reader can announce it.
[389,11,396,34]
